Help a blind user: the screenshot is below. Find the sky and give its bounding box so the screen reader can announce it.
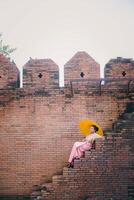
[0,0,134,87]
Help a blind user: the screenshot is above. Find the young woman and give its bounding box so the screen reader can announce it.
[67,125,103,168]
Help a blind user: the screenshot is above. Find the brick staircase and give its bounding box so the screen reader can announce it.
[112,102,134,135]
[30,103,134,200]
[113,102,134,200]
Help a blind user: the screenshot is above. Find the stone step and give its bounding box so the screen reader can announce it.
[113,127,134,134]
[84,150,92,158]
[125,102,134,113]
[84,149,97,159]
[104,131,122,136]
[62,136,118,172]
[120,112,134,120]
[63,166,75,175]
[32,185,42,192]
[30,190,42,199]
[120,128,134,138]
[40,182,54,198]
[112,120,134,132]
[114,119,134,125]
[40,182,53,191]
[52,175,65,184]
[29,130,131,200]
[128,185,134,199]
[41,191,52,199]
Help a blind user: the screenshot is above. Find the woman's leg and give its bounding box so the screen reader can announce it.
[68,141,86,163]
[74,142,92,159]
[78,142,92,152]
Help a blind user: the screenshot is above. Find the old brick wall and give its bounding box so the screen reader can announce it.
[64,51,100,86]
[23,58,59,89]
[36,136,130,200]
[104,57,134,91]
[104,57,134,79]
[0,54,20,89]
[0,86,132,195]
[0,52,133,197]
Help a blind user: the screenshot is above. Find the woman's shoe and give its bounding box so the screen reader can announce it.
[67,162,74,168]
[75,157,80,160]
[81,153,85,158]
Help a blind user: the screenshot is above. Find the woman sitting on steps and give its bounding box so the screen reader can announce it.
[67,125,104,168]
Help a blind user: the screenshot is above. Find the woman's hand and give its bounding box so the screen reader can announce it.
[82,138,86,142]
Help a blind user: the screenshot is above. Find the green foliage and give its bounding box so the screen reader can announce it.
[0,33,16,57]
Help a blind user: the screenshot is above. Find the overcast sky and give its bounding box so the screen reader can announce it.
[0,0,134,87]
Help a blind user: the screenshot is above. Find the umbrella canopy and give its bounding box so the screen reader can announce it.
[78,119,103,136]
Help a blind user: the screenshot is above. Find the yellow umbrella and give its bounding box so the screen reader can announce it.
[78,119,103,136]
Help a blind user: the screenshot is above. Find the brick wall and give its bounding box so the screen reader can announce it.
[64,51,100,86]
[0,87,132,195]
[104,57,134,79]
[104,57,134,90]
[34,136,130,200]
[0,54,20,89]
[0,52,133,197]
[23,58,59,89]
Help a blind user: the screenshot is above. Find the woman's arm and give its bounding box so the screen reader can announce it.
[86,138,95,144]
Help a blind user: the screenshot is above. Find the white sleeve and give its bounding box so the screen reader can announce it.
[85,135,93,142]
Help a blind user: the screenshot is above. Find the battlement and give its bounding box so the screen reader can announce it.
[64,51,100,86]
[0,53,20,89]
[23,57,59,89]
[104,56,134,79]
[109,56,134,63]
[0,52,134,99]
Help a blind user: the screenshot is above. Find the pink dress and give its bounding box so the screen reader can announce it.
[68,133,102,163]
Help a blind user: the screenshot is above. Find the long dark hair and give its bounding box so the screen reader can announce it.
[91,125,99,132]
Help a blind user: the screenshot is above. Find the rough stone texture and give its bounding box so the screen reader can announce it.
[64,51,100,86]
[0,54,20,89]
[23,58,59,89]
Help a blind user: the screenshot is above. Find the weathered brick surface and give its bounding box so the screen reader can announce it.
[23,58,59,89]
[31,135,132,200]
[0,52,133,199]
[104,57,134,79]
[0,87,132,196]
[64,51,100,86]
[0,54,20,89]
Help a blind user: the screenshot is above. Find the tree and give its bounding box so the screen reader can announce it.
[0,33,16,57]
